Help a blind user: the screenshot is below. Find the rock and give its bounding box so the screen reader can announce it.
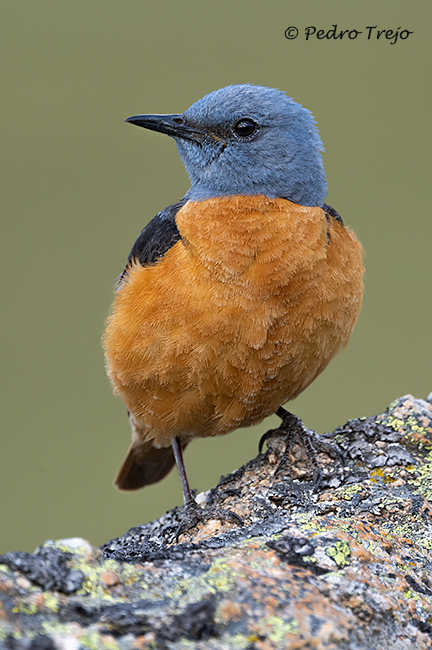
[1,394,432,649]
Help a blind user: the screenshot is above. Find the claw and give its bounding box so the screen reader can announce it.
[259,429,279,454]
[312,468,323,492]
[219,487,242,499]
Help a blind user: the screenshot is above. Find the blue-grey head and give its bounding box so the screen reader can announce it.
[126,84,328,207]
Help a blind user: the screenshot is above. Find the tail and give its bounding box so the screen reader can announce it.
[115,441,178,490]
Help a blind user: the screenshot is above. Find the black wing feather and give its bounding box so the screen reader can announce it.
[118,198,188,284]
[323,202,343,225]
[322,202,344,245]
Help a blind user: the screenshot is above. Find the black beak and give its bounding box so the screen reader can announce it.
[125,113,206,143]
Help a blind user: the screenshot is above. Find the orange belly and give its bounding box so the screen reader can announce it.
[104,195,363,448]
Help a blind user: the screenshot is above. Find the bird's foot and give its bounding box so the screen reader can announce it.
[259,410,344,491]
[174,498,243,543]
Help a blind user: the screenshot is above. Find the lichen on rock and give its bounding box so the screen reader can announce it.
[1,394,432,649]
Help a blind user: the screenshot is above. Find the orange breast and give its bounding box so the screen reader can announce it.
[103,196,363,448]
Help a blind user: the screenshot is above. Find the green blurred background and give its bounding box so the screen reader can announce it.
[1,0,430,554]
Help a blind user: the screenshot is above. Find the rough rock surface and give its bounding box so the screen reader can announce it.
[1,394,432,650]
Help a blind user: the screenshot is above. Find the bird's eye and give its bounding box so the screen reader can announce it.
[233,118,258,138]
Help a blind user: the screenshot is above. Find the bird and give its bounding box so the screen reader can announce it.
[103,84,363,517]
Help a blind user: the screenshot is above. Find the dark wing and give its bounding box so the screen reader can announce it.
[322,202,344,245]
[118,198,188,285]
[323,202,343,225]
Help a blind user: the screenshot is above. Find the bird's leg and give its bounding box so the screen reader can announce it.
[258,408,301,455]
[171,436,195,505]
[171,437,243,543]
[274,409,322,486]
[259,407,344,490]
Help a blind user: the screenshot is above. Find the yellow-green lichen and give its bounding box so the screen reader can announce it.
[12,600,38,616]
[46,540,90,555]
[44,593,59,613]
[238,538,268,555]
[326,541,351,568]
[296,514,327,535]
[249,558,277,571]
[408,454,432,500]
[80,630,102,650]
[75,556,146,600]
[417,538,432,550]
[173,556,238,601]
[328,520,361,541]
[406,415,428,433]
[383,518,432,553]
[362,539,379,555]
[231,633,258,649]
[2,630,22,641]
[337,484,363,499]
[164,641,195,650]
[403,589,421,601]
[207,557,238,592]
[377,408,432,445]
[381,416,405,432]
[0,626,9,642]
[257,616,299,643]
[41,621,78,638]
[378,495,406,511]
